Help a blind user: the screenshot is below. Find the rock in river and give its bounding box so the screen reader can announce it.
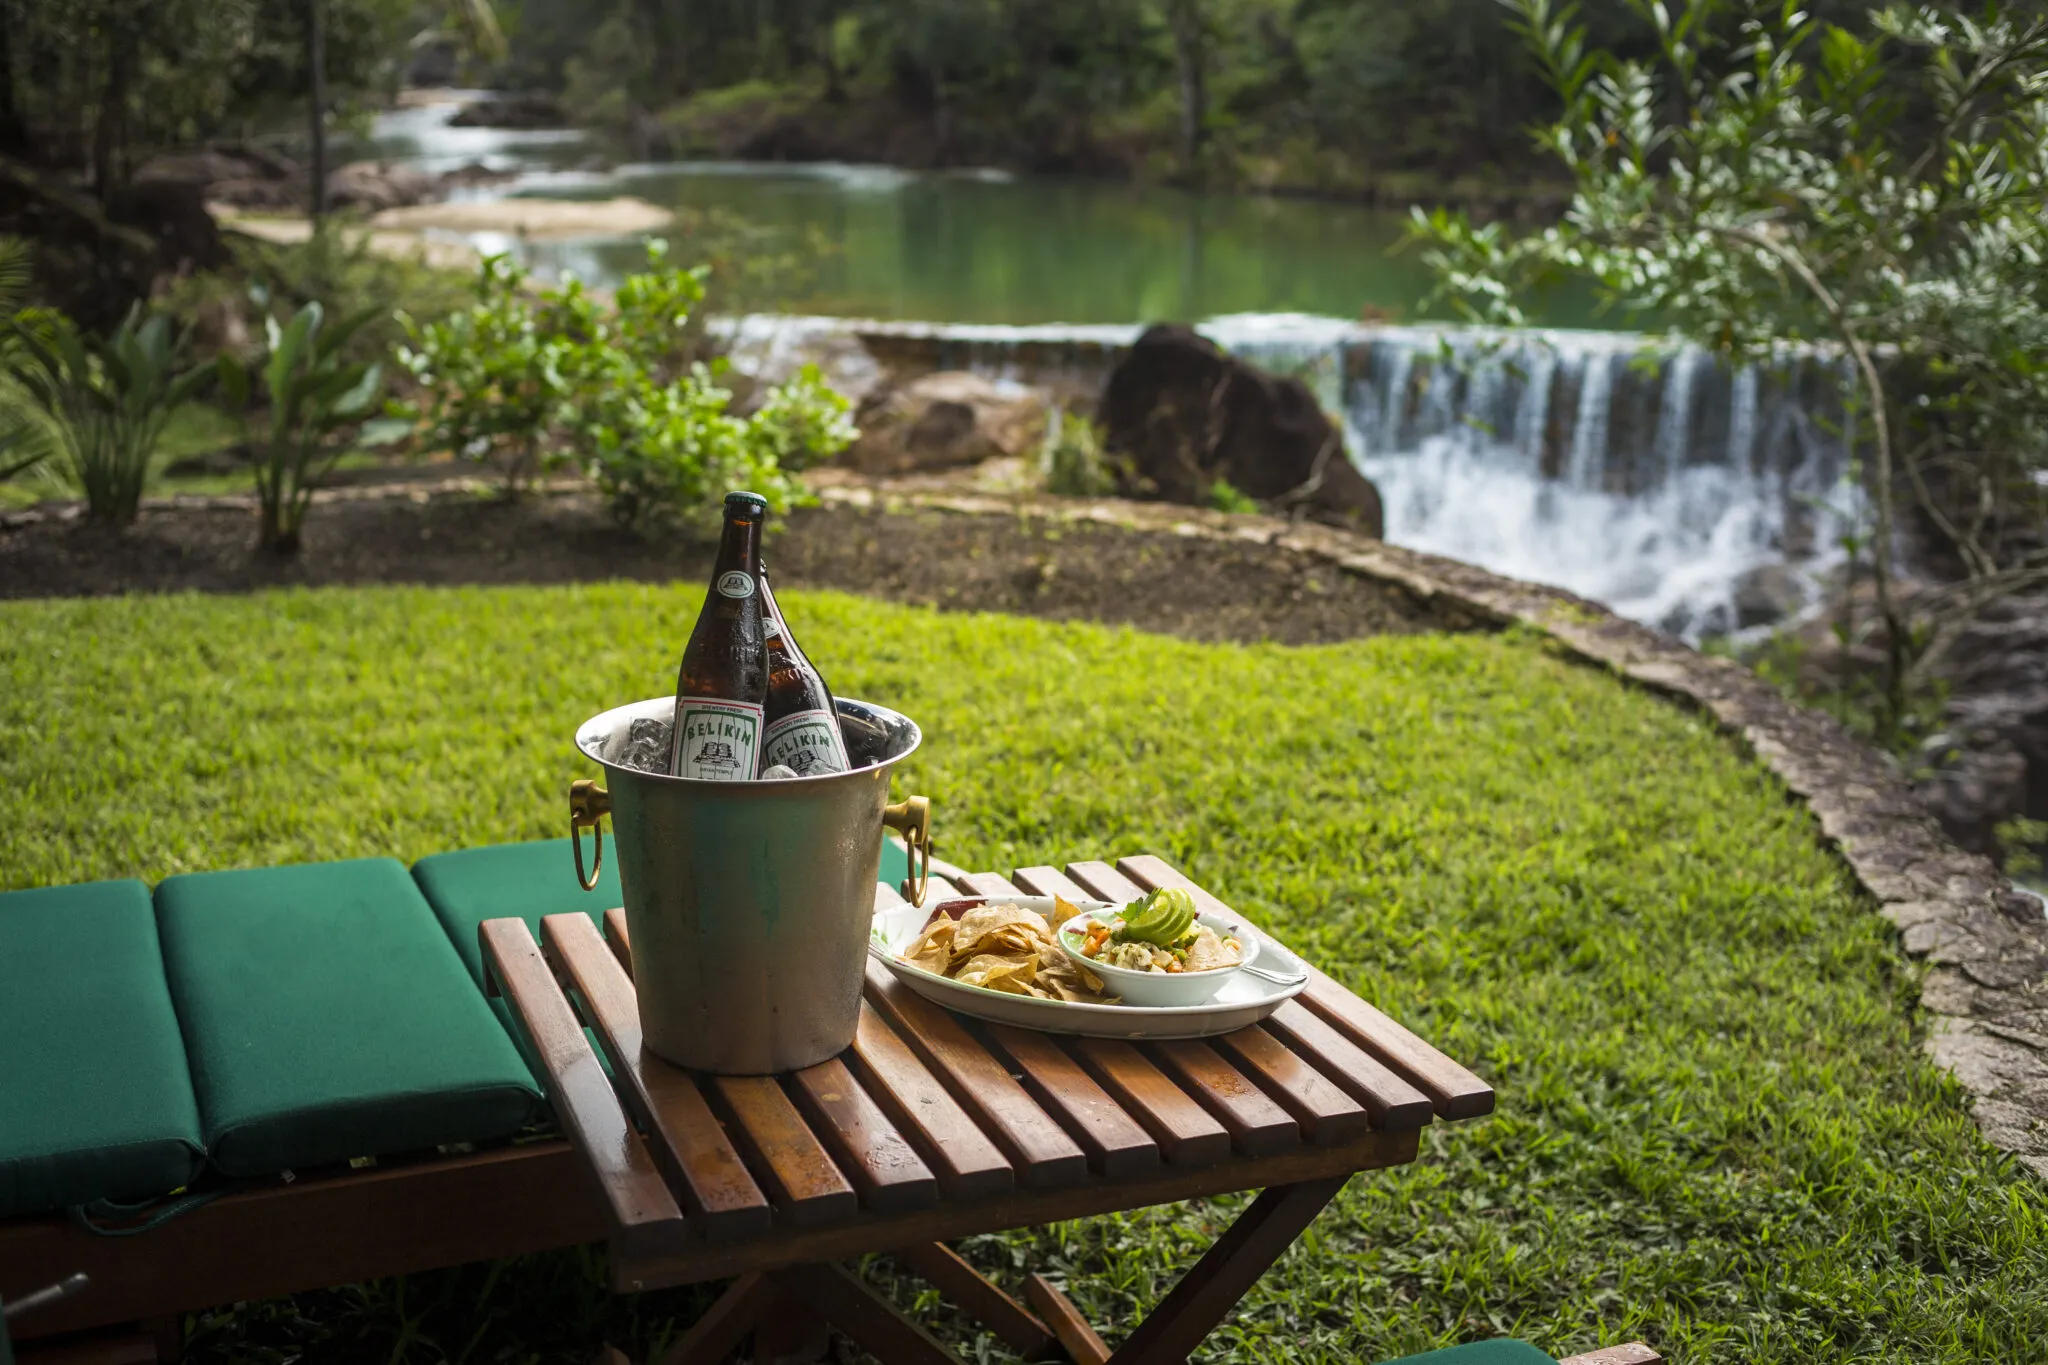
[840,371,1050,475]
[1096,324,1384,535]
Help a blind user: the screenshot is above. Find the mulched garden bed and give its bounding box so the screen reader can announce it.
[0,490,1448,644]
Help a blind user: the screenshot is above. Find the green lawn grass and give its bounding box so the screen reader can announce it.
[3,583,2043,1364]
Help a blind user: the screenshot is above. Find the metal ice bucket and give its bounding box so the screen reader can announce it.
[566,695,930,1074]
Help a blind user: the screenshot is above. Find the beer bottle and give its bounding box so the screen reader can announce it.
[669,491,769,780]
[759,570,853,777]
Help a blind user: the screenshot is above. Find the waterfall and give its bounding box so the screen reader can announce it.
[721,312,1860,640]
[1567,350,1616,490]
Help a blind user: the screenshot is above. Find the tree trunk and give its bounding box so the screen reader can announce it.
[307,0,328,220]
[0,21,29,158]
[93,28,131,205]
[1167,0,1206,177]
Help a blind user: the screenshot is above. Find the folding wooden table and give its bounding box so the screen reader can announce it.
[482,854,1494,1365]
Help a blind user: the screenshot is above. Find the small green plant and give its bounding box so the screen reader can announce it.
[576,361,853,532]
[1206,476,1260,515]
[1997,817,2048,880]
[3,307,214,523]
[395,254,604,492]
[1040,410,1119,497]
[219,302,385,555]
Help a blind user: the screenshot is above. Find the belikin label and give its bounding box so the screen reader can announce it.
[671,698,765,780]
[761,709,851,777]
[715,570,755,599]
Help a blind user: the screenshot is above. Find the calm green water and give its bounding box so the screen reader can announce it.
[519,163,1510,325]
[362,100,1597,325]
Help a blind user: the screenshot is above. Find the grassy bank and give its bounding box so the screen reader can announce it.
[2,584,2042,1363]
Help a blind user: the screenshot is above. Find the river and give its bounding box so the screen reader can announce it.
[358,96,1855,641]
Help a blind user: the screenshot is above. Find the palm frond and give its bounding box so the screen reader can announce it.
[0,236,31,318]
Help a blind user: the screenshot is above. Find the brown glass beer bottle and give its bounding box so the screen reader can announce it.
[669,491,769,780]
[759,570,852,777]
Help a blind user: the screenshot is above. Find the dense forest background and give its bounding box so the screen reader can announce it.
[2,0,1877,207]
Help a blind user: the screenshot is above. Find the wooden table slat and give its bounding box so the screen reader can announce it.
[1206,1025,1372,1145]
[601,907,632,978]
[862,959,1090,1188]
[710,1075,860,1227]
[477,919,684,1260]
[1260,1001,1435,1130]
[849,1004,1015,1197]
[1147,1040,1301,1156]
[1009,866,1097,904]
[983,1023,1162,1179]
[1114,855,1496,1120]
[1060,861,1147,906]
[538,914,772,1240]
[954,871,1023,901]
[1071,1038,1231,1167]
[788,1058,941,1215]
[946,869,1162,1179]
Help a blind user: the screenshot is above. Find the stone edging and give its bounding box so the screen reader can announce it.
[816,482,2048,1177]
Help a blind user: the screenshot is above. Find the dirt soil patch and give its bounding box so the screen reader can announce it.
[0,491,1446,644]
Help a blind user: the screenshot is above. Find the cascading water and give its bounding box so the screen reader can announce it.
[1214,318,1859,640]
[724,311,1861,641]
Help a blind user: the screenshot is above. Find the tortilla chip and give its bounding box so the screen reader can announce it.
[951,902,1054,958]
[899,919,958,974]
[1050,895,1086,928]
[955,952,1040,994]
[1183,924,1239,973]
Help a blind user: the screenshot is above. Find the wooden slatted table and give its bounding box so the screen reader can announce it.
[482,854,1493,1365]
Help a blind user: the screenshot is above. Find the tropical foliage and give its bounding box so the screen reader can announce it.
[219,298,387,554]
[2,306,214,523]
[398,243,853,528]
[1410,0,2048,743]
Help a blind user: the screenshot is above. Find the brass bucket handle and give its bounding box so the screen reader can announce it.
[883,794,933,907]
[570,779,612,892]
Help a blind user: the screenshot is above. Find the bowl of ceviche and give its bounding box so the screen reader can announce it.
[1055,886,1259,1007]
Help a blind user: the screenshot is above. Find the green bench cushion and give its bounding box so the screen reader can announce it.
[410,835,911,988]
[0,881,204,1219]
[411,838,622,990]
[411,838,624,1082]
[1381,1342,1558,1365]
[412,836,911,1078]
[154,859,543,1179]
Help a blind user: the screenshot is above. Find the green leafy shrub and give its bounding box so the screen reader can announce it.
[1039,409,1120,497]
[219,302,385,554]
[1207,476,1260,514]
[576,360,853,531]
[400,242,855,529]
[395,254,603,491]
[2,307,214,523]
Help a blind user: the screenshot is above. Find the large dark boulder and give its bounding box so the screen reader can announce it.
[1096,324,1383,535]
[449,93,567,129]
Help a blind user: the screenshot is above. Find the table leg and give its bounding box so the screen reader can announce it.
[751,1289,830,1365]
[1024,1274,1111,1365]
[1104,1176,1351,1365]
[896,1242,1057,1358]
[768,1262,966,1365]
[652,1272,780,1365]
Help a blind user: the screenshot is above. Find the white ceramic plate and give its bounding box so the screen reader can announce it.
[869,894,1309,1039]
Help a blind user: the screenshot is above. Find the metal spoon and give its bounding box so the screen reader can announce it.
[1238,961,1309,987]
